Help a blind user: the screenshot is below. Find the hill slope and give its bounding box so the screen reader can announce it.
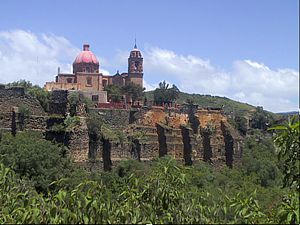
[146,91,255,114]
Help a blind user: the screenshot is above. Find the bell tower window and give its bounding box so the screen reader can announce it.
[135,61,139,70]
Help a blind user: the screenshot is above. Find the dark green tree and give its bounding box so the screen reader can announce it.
[251,106,269,130]
[153,80,180,105]
[122,82,145,105]
[104,84,123,102]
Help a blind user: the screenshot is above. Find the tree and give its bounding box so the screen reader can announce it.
[251,106,273,131]
[0,131,72,193]
[153,81,180,105]
[6,79,33,89]
[104,84,123,102]
[27,86,50,111]
[235,114,248,135]
[122,82,145,105]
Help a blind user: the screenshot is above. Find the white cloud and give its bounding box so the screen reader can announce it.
[0,30,298,112]
[143,79,156,91]
[0,30,79,85]
[143,47,299,112]
[0,30,111,86]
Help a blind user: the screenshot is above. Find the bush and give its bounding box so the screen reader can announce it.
[0,131,73,193]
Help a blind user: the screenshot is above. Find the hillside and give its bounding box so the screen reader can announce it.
[145,90,280,118]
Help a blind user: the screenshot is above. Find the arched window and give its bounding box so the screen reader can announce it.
[86,67,90,73]
[67,78,72,83]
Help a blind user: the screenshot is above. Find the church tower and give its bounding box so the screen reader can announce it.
[127,41,143,87]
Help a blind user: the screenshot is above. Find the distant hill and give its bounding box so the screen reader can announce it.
[276,111,298,116]
[147,91,258,113]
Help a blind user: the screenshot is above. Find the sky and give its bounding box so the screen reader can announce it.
[0,0,299,112]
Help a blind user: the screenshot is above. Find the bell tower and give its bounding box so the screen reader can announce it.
[127,41,143,87]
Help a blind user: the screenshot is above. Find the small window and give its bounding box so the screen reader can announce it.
[86,67,90,73]
[67,78,72,83]
[92,95,99,102]
[86,77,92,85]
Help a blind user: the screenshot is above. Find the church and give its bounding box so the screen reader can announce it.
[44,43,143,104]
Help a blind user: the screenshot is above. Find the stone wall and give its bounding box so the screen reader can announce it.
[48,90,68,115]
[0,87,46,115]
[68,117,89,162]
[90,108,130,128]
[115,106,243,168]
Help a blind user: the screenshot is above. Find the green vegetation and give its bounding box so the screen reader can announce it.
[104,82,145,104]
[0,116,299,223]
[269,115,299,189]
[153,80,180,105]
[0,132,73,193]
[68,91,93,115]
[7,79,50,111]
[0,79,298,223]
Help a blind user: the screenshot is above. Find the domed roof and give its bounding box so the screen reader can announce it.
[73,44,99,65]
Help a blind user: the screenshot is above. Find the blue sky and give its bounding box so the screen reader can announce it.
[0,0,299,112]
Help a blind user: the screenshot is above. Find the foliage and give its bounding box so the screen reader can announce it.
[18,104,30,118]
[68,91,92,115]
[27,86,50,111]
[241,131,282,187]
[268,115,299,189]
[105,83,145,104]
[234,113,248,135]
[251,106,268,130]
[6,79,33,89]
[7,79,50,111]
[64,115,81,132]
[0,132,73,193]
[0,155,292,224]
[104,84,123,102]
[277,191,299,224]
[0,108,298,223]
[122,82,145,104]
[153,80,180,105]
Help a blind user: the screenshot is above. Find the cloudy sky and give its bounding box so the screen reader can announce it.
[0,0,298,112]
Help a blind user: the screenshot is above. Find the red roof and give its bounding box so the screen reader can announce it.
[73,44,99,65]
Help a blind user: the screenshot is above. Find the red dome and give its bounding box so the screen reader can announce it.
[73,44,99,65]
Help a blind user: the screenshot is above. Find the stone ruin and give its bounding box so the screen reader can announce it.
[0,88,243,171]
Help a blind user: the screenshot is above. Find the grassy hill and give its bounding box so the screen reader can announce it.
[146,91,257,114]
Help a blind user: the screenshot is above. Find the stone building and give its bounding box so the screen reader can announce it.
[44,43,144,104]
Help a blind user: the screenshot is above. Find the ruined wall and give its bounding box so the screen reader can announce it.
[0,87,47,132]
[119,107,242,168]
[68,117,89,162]
[0,87,46,115]
[0,86,243,170]
[90,108,130,128]
[48,90,68,116]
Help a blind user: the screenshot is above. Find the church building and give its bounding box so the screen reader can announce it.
[44,43,143,104]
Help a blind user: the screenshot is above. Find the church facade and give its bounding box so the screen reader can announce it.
[44,43,143,103]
